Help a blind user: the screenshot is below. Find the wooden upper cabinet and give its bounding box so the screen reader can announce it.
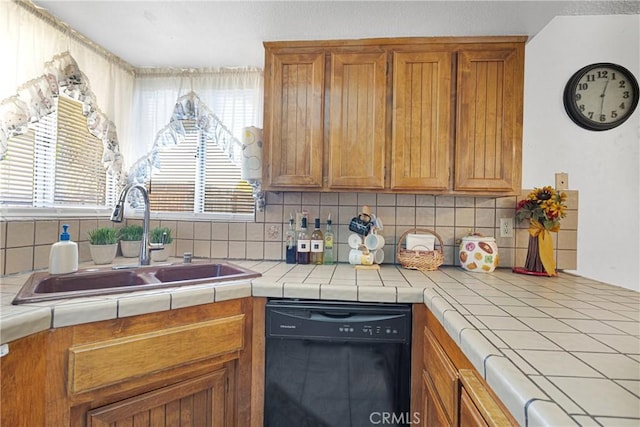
[263,49,325,188]
[262,37,525,194]
[454,44,525,193]
[391,50,452,191]
[328,51,387,189]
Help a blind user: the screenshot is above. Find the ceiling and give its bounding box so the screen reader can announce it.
[32,1,639,69]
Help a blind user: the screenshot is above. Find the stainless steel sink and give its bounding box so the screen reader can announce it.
[12,261,261,304]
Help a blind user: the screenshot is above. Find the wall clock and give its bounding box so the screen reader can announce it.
[563,62,639,131]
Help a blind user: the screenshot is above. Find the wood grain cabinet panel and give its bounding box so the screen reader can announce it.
[328,50,387,189]
[423,327,459,425]
[422,371,453,427]
[87,370,229,427]
[391,50,452,190]
[68,314,244,394]
[454,44,524,193]
[263,49,325,188]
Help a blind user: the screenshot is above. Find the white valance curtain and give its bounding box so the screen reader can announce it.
[0,0,135,170]
[2,1,265,208]
[0,52,124,180]
[128,68,263,169]
[128,69,264,208]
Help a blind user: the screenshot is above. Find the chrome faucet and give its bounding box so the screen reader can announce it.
[111,184,164,265]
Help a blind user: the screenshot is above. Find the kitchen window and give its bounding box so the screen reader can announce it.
[0,95,116,211]
[132,69,263,220]
[147,119,254,214]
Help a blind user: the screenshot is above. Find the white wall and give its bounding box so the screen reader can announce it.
[523,15,640,291]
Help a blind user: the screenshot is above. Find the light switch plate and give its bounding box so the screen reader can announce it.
[555,173,569,190]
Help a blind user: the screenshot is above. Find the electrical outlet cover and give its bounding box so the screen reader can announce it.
[500,218,514,238]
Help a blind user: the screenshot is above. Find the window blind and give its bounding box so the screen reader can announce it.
[147,120,254,214]
[0,95,112,208]
[0,129,35,205]
[55,96,107,206]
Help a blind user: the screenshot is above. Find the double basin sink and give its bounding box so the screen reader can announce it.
[12,261,261,305]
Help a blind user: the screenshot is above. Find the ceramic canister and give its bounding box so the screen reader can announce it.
[459,235,499,273]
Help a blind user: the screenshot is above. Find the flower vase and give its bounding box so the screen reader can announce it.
[524,235,545,272]
[514,234,555,276]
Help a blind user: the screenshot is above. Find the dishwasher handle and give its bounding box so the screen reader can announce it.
[310,311,407,324]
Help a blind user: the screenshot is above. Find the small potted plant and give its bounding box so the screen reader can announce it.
[88,226,118,264]
[150,226,173,262]
[118,224,144,258]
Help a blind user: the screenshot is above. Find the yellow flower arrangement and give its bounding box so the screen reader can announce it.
[515,186,568,276]
[515,186,567,231]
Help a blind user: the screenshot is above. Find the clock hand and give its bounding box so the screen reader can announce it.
[599,78,610,117]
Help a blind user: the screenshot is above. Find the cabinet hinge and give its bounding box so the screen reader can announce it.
[226,377,230,393]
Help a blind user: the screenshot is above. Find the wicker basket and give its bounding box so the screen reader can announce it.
[397,228,444,271]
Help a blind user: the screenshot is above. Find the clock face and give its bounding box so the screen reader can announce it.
[563,63,639,131]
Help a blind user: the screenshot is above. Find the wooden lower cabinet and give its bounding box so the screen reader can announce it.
[0,298,256,427]
[62,299,254,427]
[87,369,230,427]
[413,305,517,427]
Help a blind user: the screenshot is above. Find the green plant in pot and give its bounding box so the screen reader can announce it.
[88,227,118,264]
[118,224,144,258]
[150,226,173,262]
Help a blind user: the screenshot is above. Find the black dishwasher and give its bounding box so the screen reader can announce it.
[264,299,413,427]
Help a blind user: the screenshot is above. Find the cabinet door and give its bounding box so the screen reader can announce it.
[328,51,387,189]
[423,328,459,425]
[422,371,453,427]
[391,51,452,191]
[454,44,524,192]
[264,50,325,188]
[87,370,229,427]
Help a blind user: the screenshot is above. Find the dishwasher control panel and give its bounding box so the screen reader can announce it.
[266,299,411,343]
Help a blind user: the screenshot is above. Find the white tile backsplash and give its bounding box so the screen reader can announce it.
[1,190,578,276]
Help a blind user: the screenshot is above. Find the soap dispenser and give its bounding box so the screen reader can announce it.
[49,224,78,274]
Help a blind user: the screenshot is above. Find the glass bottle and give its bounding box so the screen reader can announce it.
[310,218,324,265]
[297,217,310,264]
[323,215,334,265]
[285,217,297,264]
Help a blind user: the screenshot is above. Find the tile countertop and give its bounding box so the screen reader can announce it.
[1,260,639,426]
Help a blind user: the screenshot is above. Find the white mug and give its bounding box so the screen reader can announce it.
[364,233,385,251]
[349,249,374,265]
[373,249,384,264]
[348,233,363,249]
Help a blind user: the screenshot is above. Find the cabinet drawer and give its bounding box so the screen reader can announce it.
[68,314,244,394]
[423,327,459,425]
